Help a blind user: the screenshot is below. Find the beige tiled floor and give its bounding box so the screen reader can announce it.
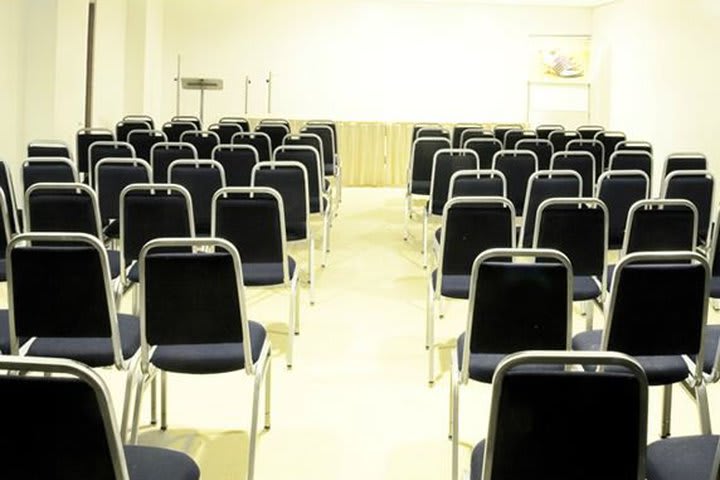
[92,187,720,479]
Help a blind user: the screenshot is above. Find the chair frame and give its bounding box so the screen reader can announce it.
[88,141,137,187]
[23,182,103,238]
[620,198,698,257]
[22,157,80,188]
[662,152,707,179]
[660,170,715,246]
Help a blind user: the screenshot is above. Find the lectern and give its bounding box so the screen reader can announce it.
[181,77,223,124]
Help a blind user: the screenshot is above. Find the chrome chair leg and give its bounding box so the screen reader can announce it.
[160,370,168,430]
[696,382,712,434]
[150,375,157,425]
[661,384,672,438]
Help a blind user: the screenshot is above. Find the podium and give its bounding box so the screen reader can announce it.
[181,77,223,124]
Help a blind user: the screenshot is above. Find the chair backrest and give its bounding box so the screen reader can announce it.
[596,170,650,249]
[212,144,259,187]
[251,161,310,241]
[120,183,195,270]
[116,120,152,142]
[306,120,338,155]
[428,149,480,215]
[232,132,273,163]
[609,150,653,185]
[452,124,484,148]
[0,356,132,479]
[408,137,452,191]
[255,122,290,152]
[169,160,226,234]
[663,153,707,178]
[162,120,197,142]
[0,188,13,259]
[22,158,78,192]
[24,183,102,239]
[493,124,523,143]
[566,139,604,178]
[460,128,494,147]
[273,145,324,214]
[550,150,596,196]
[503,129,537,149]
[139,237,257,374]
[180,130,220,159]
[212,187,289,282]
[535,124,564,140]
[259,118,290,128]
[548,130,580,153]
[88,141,136,187]
[520,170,582,247]
[171,115,202,130]
[7,233,123,367]
[481,351,647,480]
[515,138,553,171]
[534,198,608,280]
[437,197,516,280]
[594,130,626,170]
[605,252,708,365]
[412,123,442,142]
[150,142,198,183]
[123,114,154,130]
[709,209,720,278]
[417,127,451,141]
[616,140,652,154]
[76,128,114,176]
[127,129,167,162]
[462,249,573,372]
[622,199,697,256]
[208,122,242,144]
[0,159,20,234]
[298,127,334,173]
[464,138,503,170]
[661,170,714,245]
[577,125,604,140]
[219,116,251,133]
[448,169,507,199]
[492,150,538,212]
[95,158,152,226]
[27,140,71,159]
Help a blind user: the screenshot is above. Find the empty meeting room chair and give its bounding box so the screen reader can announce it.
[76,127,114,181]
[412,123,443,142]
[452,124,484,149]
[573,251,711,438]
[260,117,290,128]
[594,130,626,171]
[417,126,451,141]
[88,141,136,187]
[212,143,259,187]
[596,170,650,250]
[256,120,290,152]
[123,114,155,130]
[116,119,152,142]
[27,139,71,159]
[463,138,502,170]
[161,120,196,143]
[209,122,242,144]
[617,140,653,154]
[534,198,609,330]
[127,129,167,163]
[427,198,516,385]
[0,159,21,234]
[548,129,580,153]
[212,186,300,367]
[492,124,523,143]
[503,128,536,149]
[180,130,220,159]
[283,133,325,169]
[567,138,605,178]
[447,169,506,200]
[449,248,573,474]
[405,135,452,241]
[459,128,494,147]
[515,138,554,170]
[219,116,251,132]
[661,170,714,246]
[491,149,538,214]
[422,149,480,268]
[95,158,152,242]
[127,237,271,480]
[646,432,720,480]
[232,131,273,163]
[306,120,342,202]
[577,124,604,140]
[168,159,226,236]
[171,115,202,130]
[461,351,647,480]
[609,150,653,185]
[535,123,564,139]
[550,150,596,197]
[518,170,582,248]
[0,356,200,480]
[299,125,339,193]
[150,141,197,183]
[22,157,78,192]
[663,152,708,179]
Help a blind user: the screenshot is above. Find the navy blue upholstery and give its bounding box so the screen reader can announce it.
[77,131,114,175]
[125,445,200,480]
[611,151,652,180]
[578,126,604,140]
[504,130,536,149]
[256,124,289,152]
[450,175,504,198]
[90,144,135,182]
[0,309,9,352]
[574,276,601,300]
[170,164,224,235]
[410,138,451,193]
[625,207,696,254]
[459,129,494,147]
[253,166,308,241]
[521,176,581,247]
[243,258,296,286]
[596,132,626,170]
[552,152,595,196]
[453,126,484,148]
[209,123,241,144]
[431,271,470,299]
[220,118,251,132]
[275,149,324,214]
[646,435,718,480]
[429,152,478,215]
[411,180,430,195]
[23,162,75,191]
[493,126,521,143]
[116,120,151,142]
[182,132,219,159]
[515,139,553,170]
[285,134,323,164]
[416,127,449,140]
[213,147,258,186]
[665,155,707,177]
[464,139,502,170]
[128,131,165,162]
[96,162,150,227]
[598,175,648,248]
[26,190,97,238]
[665,175,713,243]
[151,144,197,183]
[27,144,70,158]
[232,134,272,163]
[494,152,537,212]
[567,140,604,179]
[549,130,580,153]
[700,325,719,373]
[535,125,563,140]
[162,121,196,143]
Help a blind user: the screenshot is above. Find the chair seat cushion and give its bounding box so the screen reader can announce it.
[128,262,139,283]
[699,325,719,374]
[647,435,719,480]
[573,276,601,301]
[124,445,200,480]
[469,439,486,480]
[572,330,690,385]
[150,321,267,374]
[104,219,120,239]
[286,224,308,242]
[243,257,296,286]
[411,180,430,196]
[710,276,720,299]
[27,314,141,368]
[108,249,121,279]
[431,270,470,299]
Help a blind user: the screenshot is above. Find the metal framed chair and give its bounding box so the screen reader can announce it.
[663,153,707,179]
[128,237,271,480]
[123,114,155,130]
[209,122,242,144]
[617,140,653,154]
[535,124,564,139]
[256,121,290,152]
[76,127,114,180]
[179,130,220,159]
[548,129,580,153]
[459,128,494,147]
[594,130,626,171]
[503,129,536,149]
[0,159,21,234]
[661,170,714,246]
[127,129,167,162]
[22,157,78,191]
[609,150,653,186]
[232,131,273,163]
[515,138,553,170]
[417,126,451,141]
[168,159,226,236]
[596,170,650,249]
[447,169,507,200]
[452,124,484,148]
[95,158,152,241]
[161,120,196,143]
[646,433,720,480]
[463,138,502,170]
[301,124,341,203]
[412,123,443,142]
[27,139,71,159]
[219,116,251,132]
[492,124,523,143]
[150,141,198,183]
[170,115,201,130]
[212,143,259,187]
[491,149,538,213]
[567,138,604,178]
[620,199,698,258]
[88,141,137,187]
[550,150,596,197]
[577,125,604,140]
[116,120,152,142]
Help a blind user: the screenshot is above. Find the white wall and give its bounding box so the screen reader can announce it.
[160,0,592,124]
[0,0,25,173]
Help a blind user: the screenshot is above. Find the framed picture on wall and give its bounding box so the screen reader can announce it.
[528,34,592,84]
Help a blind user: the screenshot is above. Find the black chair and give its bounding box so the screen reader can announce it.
[646,434,720,480]
[663,153,707,178]
[427,198,516,384]
[95,158,152,241]
[548,130,580,153]
[116,120,152,142]
[212,144,259,186]
[573,251,711,438]
[464,138,502,170]
[76,128,114,180]
[0,188,14,300]
[212,186,300,367]
[452,124,484,149]
[123,114,155,130]
[260,118,290,128]
[577,124,604,140]
[161,120,196,142]
[417,127,451,141]
[447,169,507,199]
[27,140,71,159]
[0,159,21,234]
[460,128,494,147]
[412,123,443,142]
[128,237,271,480]
[519,170,582,248]
[170,115,202,130]
[620,199,698,259]
[168,159,226,236]
[150,141,198,183]
[567,138,605,178]
[127,129,167,162]
[493,124,523,143]
[209,122,242,144]
[596,170,650,249]
[22,158,78,191]
[293,129,332,178]
[595,130,626,170]
[534,198,609,330]
[450,248,573,478]
[535,124,564,139]
[256,121,290,152]
[617,140,653,154]
[661,170,714,246]
[550,150,596,196]
[463,351,647,480]
[515,138,553,170]
[88,141,137,187]
[503,129,536,149]
[219,116,251,132]
[0,355,200,480]
[180,130,220,159]
[610,150,653,185]
[232,132,273,163]
[492,149,538,213]
[305,121,340,190]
